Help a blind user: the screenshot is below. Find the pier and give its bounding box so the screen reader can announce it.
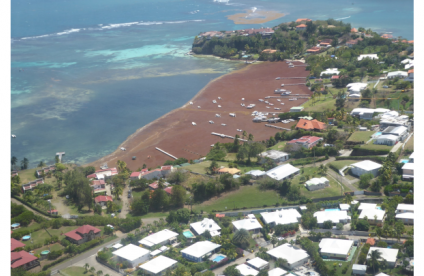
[56,152,65,163]
[211,132,248,142]
[155,147,178,160]
[265,124,291,131]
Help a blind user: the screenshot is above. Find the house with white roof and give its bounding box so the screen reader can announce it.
[382,126,408,139]
[357,54,378,61]
[245,170,266,179]
[352,264,367,275]
[268,267,289,276]
[139,255,178,276]
[358,209,385,224]
[339,204,350,211]
[247,257,269,270]
[314,210,350,227]
[190,218,221,237]
[387,71,408,79]
[351,160,382,177]
[320,68,340,76]
[319,238,354,260]
[402,162,414,180]
[374,134,398,146]
[260,209,301,227]
[350,108,390,120]
[367,247,399,267]
[396,203,413,213]
[304,177,329,191]
[358,203,377,211]
[112,244,150,268]
[395,212,413,225]
[267,244,309,269]
[236,264,259,276]
[266,164,300,181]
[139,229,179,248]
[401,58,413,64]
[259,150,290,164]
[232,217,263,234]
[181,241,221,262]
[346,83,368,94]
[375,273,390,276]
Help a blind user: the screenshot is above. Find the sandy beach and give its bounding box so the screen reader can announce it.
[87,61,312,170]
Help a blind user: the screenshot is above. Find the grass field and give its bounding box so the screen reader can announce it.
[302,96,336,112]
[404,135,414,151]
[61,266,92,276]
[268,141,287,150]
[328,160,357,171]
[34,243,64,255]
[184,161,262,175]
[348,131,375,142]
[192,185,282,213]
[357,143,393,152]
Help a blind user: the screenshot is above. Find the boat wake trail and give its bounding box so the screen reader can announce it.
[335,16,351,20]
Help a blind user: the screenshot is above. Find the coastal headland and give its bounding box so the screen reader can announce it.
[88,61,312,170]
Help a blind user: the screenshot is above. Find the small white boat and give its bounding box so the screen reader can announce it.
[213,100,217,103]
[221,123,226,126]
[218,105,221,108]
[269,103,274,106]
[265,96,270,99]
[216,114,221,117]
[11,135,16,138]
[197,106,201,108]
[276,77,281,80]
[266,106,270,109]
[277,99,281,102]
[259,99,264,102]
[190,102,193,105]
[120,147,126,151]
[281,84,285,87]
[241,98,245,101]
[192,122,197,126]
[281,103,284,105]
[209,120,214,124]
[265,101,269,104]
[218,97,221,100]
[274,108,281,110]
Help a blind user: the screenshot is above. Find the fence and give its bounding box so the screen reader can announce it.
[312,229,409,239]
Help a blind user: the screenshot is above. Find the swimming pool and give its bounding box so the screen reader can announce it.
[11,223,20,228]
[325,209,340,212]
[183,230,194,238]
[400,159,409,164]
[376,207,382,210]
[41,250,50,255]
[374,132,382,136]
[212,255,226,262]
[22,235,31,241]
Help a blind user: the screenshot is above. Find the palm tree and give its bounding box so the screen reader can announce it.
[344,193,353,204]
[112,185,123,200]
[271,236,278,248]
[96,270,103,276]
[11,156,17,167]
[232,229,250,247]
[242,130,247,140]
[21,158,29,170]
[369,250,382,275]
[38,161,46,168]
[248,133,254,141]
[158,178,165,189]
[276,258,288,268]
[84,263,90,272]
[89,267,96,275]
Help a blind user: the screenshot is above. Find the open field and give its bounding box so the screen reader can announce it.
[184,160,262,174]
[268,141,287,150]
[328,160,357,171]
[192,185,281,213]
[347,131,375,142]
[302,96,336,112]
[404,135,414,151]
[357,143,393,152]
[61,266,91,276]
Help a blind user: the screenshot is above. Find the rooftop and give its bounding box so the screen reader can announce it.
[295,119,326,130]
[11,251,38,269]
[267,244,309,265]
[268,267,288,276]
[236,264,259,276]
[358,209,385,221]
[139,255,177,274]
[319,238,353,256]
[357,54,378,61]
[366,238,376,246]
[232,218,263,231]
[266,164,300,181]
[94,195,113,203]
[260,209,301,225]
[352,264,367,271]
[139,229,179,247]
[259,150,290,160]
[305,177,328,187]
[245,170,266,177]
[367,247,399,263]
[64,225,101,241]
[247,257,269,269]
[396,204,414,212]
[314,210,349,224]
[180,241,221,258]
[395,212,414,220]
[287,136,322,145]
[358,203,377,210]
[113,244,150,261]
[11,238,26,251]
[352,160,382,171]
[190,218,221,235]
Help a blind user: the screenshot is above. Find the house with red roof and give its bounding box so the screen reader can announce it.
[164,187,173,195]
[36,165,56,178]
[351,28,358,33]
[94,195,113,206]
[21,179,44,193]
[47,209,58,215]
[140,168,163,180]
[287,136,323,151]
[87,168,118,180]
[296,24,307,31]
[11,238,25,251]
[161,166,175,177]
[306,47,321,53]
[296,119,326,131]
[64,225,101,245]
[148,181,170,190]
[11,251,39,270]
[11,171,19,177]
[90,179,106,194]
[331,75,340,80]
[296,18,312,23]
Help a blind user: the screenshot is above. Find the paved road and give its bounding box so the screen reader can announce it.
[390,141,403,153]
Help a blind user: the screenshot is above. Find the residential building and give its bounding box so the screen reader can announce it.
[295,18,312,23]
[375,273,390,276]
[267,244,309,270]
[319,39,333,47]
[139,255,178,276]
[296,24,307,31]
[11,251,39,270]
[319,239,353,260]
[352,264,367,275]
[268,267,289,276]
[374,134,398,146]
[36,165,56,178]
[247,257,269,270]
[387,71,408,79]
[346,39,359,47]
[286,136,323,150]
[232,217,262,234]
[64,225,101,245]
[161,166,175,177]
[198,31,224,39]
[357,54,378,61]
[306,47,321,53]
[351,160,382,177]
[358,203,377,211]
[405,69,414,82]
[320,68,339,76]
[139,229,179,248]
[339,204,350,211]
[265,164,300,181]
[396,203,413,213]
[236,264,259,276]
[164,187,173,195]
[358,209,385,224]
[21,179,44,193]
[367,248,398,267]
[90,179,106,194]
[295,119,326,131]
[314,210,350,227]
[245,170,266,179]
[347,83,368,94]
[11,238,25,251]
[395,212,413,225]
[262,49,277,54]
[402,162,414,180]
[381,126,408,141]
[94,195,113,206]
[190,218,221,237]
[141,169,163,180]
[290,106,304,112]
[86,167,118,179]
[259,150,290,164]
[366,238,376,246]
[351,28,358,33]
[181,241,221,262]
[130,171,143,180]
[113,244,150,268]
[260,209,301,226]
[305,177,329,191]
[148,181,170,190]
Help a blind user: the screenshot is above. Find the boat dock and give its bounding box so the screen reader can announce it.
[265,124,291,131]
[211,132,248,142]
[280,83,306,86]
[56,152,65,162]
[155,147,178,160]
[277,77,307,79]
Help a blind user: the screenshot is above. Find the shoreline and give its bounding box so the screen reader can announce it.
[87,61,312,170]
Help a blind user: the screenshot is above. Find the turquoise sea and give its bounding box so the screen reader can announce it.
[11,0,413,167]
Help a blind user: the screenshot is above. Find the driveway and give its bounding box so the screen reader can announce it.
[390,141,403,153]
[119,184,131,218]
[70,254,120,276]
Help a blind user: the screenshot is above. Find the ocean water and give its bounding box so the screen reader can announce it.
[11,0,413,167]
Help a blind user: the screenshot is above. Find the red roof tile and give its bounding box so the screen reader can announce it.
[296,18,312,23]
[164,187,173,195]
[287,136,322,146]
[351,28,358,33]
[331,75,340,79]
[408,69,414,74]
[64,225,101,241]
[94,195,113,203]
[130,172,141,177]
[161,166,173,170]
[149,182,159,189]
[216,214,225,218]
[296,119,326,130]
[11,251,38,268]
[11,239,25,251]
[86,173,97,179]
[366,238,375,246]
[91,180,105,185]
[296,24,307,28]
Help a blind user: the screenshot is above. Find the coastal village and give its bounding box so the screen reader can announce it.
[11,18,414,276]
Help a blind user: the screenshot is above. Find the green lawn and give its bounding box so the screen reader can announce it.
[184,161,262,175]
[357,143,393,152]
[328,160,357,171]
[192,185,282,213]
[268,141,287,151]
[404,135,414,151]
[61,266,92,276]
[348,131,375,142]
[303,98,337,112]
[34,243,64,255]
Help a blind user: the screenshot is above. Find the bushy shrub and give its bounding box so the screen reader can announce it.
[47,250,63,260]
